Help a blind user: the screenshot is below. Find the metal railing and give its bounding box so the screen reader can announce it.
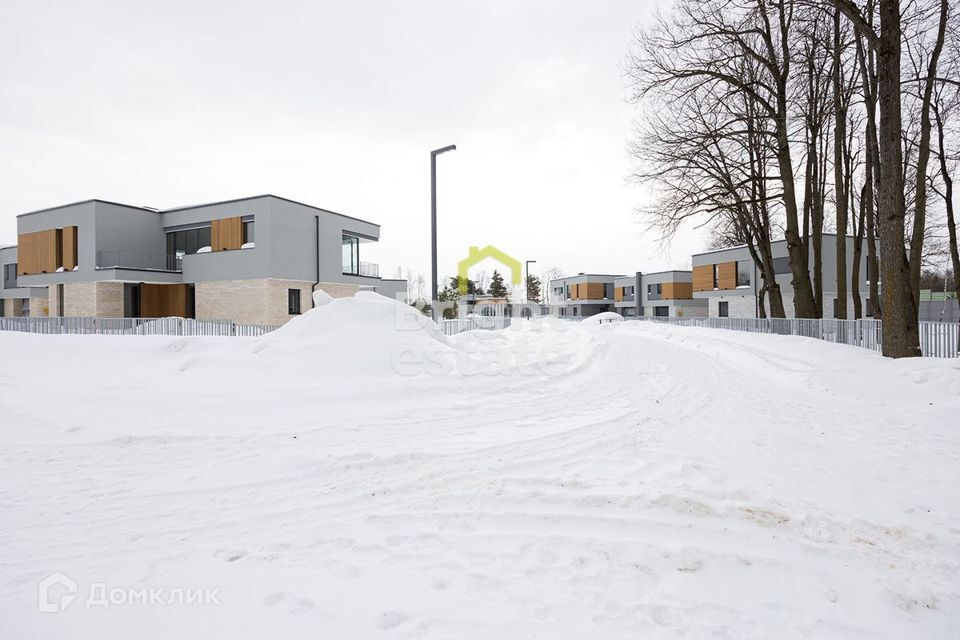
[634,316,959,358]
[342,262,380,278]
[0,316,278,337]
[440,316,512,335]
[97,250,182,272]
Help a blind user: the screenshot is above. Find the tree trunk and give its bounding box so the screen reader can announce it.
[934,104,960,320]
[852,180,866,319]
[876,0,919,357]
[833,9,848,319]
[857,32,882,318]
[908,0,948,306]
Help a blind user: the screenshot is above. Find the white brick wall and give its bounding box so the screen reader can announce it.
[29,295,49,317]
[196,278,318,326]
[47,282,125,317]
[96,282,124,318]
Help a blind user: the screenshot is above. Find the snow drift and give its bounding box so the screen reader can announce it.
[2,305,959,638]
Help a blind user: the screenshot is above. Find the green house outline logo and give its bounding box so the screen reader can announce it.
[457,245,522,295]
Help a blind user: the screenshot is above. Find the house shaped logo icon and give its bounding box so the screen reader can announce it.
[457,246,522,294]
[38,572,78,613]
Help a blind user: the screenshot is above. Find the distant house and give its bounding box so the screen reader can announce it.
[691,234,869,318]
[548,274,619,317]
[3,195,406,325]
[620,271,707,318]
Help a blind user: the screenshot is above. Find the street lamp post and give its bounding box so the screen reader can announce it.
[525,260,537,303]
[431,144,457,320]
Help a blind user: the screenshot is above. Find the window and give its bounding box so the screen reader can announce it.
[654,306,669,317]
[3,263,16,289]
[21,298,29,317]
[866,298,874,317]
[772,256,791,275]
[56,284,64,317]
[718,301,729,317]
[288,289,301,315]
[342,235,360,274]
[166,227,212,259]
[712,265,719,289]
[242,220,255,245]
[736,261,751,287]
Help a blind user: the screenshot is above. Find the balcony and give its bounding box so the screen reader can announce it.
[97,250,182,272]
[343,261,379,278]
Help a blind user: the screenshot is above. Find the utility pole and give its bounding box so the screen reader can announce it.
[430,144,456,319]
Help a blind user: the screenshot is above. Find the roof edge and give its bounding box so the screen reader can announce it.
[17,199,154,218]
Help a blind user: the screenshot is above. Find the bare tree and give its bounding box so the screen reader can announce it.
[828,0,948,357]
[628,0,817,317]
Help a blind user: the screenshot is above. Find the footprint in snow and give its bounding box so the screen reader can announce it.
[375,610,409,630]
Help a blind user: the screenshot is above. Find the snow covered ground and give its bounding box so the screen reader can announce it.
[2,293,959,638]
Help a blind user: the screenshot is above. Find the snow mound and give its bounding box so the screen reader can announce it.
[312,289,333,307]
[581,311,624,324]
[250,291,455,378]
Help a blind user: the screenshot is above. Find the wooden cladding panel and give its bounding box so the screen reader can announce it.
[17,229,61,275]
[16,232,37,275]
[211,217,243,251]
[662,282,693,300]
[717,262,737,289]
[569,283,579,300]
[582,283,604,300]
[614,286,624,302]
[62,226,78,271]
[140,284,188,318]
[692,265,713,292]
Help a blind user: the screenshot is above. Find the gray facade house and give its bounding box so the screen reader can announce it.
[691,234,868,318]
[10,195,406,326]
[1,245,49,317]
[627,271,708,318]
[548,274,618,317]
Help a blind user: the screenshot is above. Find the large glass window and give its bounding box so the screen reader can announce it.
[736,261,751,286]
[3,263,16,289]
[166,227,211,259]
[242,221,254,245]
[772,256,791,275]
[342,235,359,274]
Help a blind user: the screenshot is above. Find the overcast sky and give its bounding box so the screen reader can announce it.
[0,0,704,289]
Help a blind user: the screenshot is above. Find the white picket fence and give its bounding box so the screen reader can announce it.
[439,317,512,336]
[3,313,957,358]
[0,316,278,337]
[635,316,960,358]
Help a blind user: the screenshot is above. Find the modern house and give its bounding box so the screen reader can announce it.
[1,245,49,317]
[548,274,617,317]
[691,234,868,318]
[8,195,406,326]
[550,271,708,319]
[633,271,708,318]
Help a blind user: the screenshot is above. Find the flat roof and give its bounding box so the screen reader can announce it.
[162,194,380,228]
[641,269,692,276]
[552,273,624,280]
[17,199,155,218]
[15,194,380,228]
[692,233,855,257]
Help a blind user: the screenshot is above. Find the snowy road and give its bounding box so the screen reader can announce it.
[2,297,959,638]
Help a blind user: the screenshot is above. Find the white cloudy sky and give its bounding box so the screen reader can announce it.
[0,0,704,288]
